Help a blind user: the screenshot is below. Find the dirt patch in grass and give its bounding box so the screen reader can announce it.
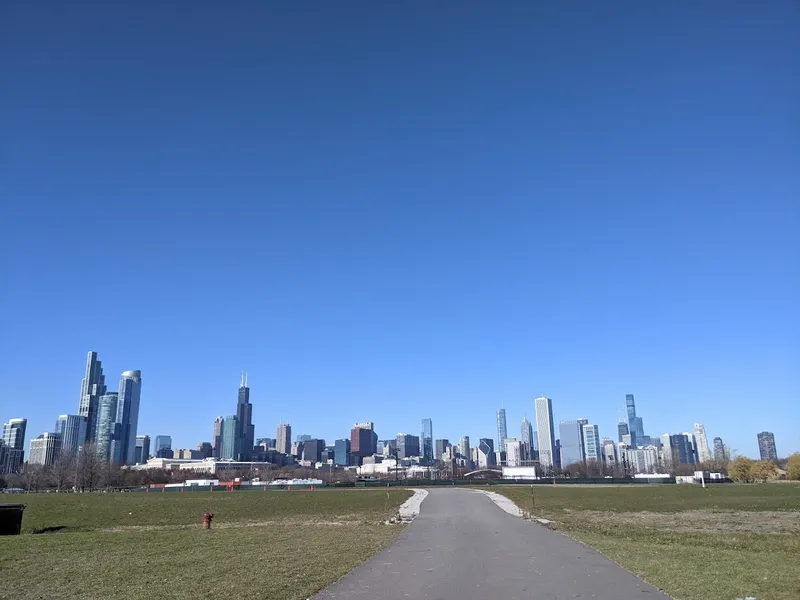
[574,509,800,535]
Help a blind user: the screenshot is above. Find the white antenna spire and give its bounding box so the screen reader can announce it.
[245,371,248,387]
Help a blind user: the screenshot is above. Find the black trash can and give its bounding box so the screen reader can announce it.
[0,504,25,535]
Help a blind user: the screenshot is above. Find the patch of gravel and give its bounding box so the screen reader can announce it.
[472,489,551,525]
[394,488,428,523]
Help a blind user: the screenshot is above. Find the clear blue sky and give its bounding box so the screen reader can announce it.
[1,2,797,458]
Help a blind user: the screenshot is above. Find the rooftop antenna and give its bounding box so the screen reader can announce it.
[240,371,244,387]
[245,371,248,387]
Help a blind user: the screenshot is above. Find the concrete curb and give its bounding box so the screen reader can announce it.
[472,489,552,525]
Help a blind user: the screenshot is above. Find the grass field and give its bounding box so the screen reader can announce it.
[496,483,800,600]
[0,488,411,600]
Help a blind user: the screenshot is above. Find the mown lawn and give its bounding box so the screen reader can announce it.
[496,483,800,600]
[0,488,411,600]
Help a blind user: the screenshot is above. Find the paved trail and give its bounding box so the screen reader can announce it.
[314,487,669,600]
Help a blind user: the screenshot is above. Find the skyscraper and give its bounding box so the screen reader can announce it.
[28,432,61,466]
[534,396,556,472]
[757,432,777,461]
[334,439,351,466]
[55,414,87,457]
[421,418,434,463]
[582,423,601,461]
[625,394,645,446]
[212,417,224,458]
[303,439,324,463]
[669,434,696,465]
[153,435,172,458]
[220,415,240,460]
[2,418,27,473]
[134,434,150,463]
[115,370,142,465]
[396,433,420,459]
[558,420,586,467]
[95,392,120,462]
[435,439,450,461]
[520,416,534,460]
[350,422,377,464]
[617,421,629,443]
[693,423,712,463]
[276,423,291,455]
[661,433,673,468]
[459,436,470,461]
[236,373,255,461]
[477,438,495,468]
[78,351,107,443]
[713,437,727,462]
[496,409,508,451]
[504,438,523,467]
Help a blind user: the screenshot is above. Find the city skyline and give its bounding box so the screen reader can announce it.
[2,349,795,468]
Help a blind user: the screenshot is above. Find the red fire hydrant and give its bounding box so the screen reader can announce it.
[202,512,213,529]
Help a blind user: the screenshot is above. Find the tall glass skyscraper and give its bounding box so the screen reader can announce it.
[235,373,254,461]
[115,370,142,465]
[334,438,350,466]
[558,420,585,467]
[55,414,87,457]
[2,418,27,473]
[96,392,119,461]
[534,396,556,472]
[134,434,150,464]
[757,431,777,461]
[221,415,240,460]
[626,394,645,446]
[276,423,291,455]
[153,435,172,458]
[78,351,107,443]
[421,418,433,462]
[496,409,507,451]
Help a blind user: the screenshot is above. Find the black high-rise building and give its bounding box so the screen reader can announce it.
[236,372,255,461]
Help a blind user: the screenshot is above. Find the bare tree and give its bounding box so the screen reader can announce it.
[50,453,76,492]
[75,443,102,491]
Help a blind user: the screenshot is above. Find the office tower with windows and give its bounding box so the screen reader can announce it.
[505,438,523,467]
[29,432,61,466]
[220,415,240,460]
[520,416,533,460]
[55,414,87,457]
[534,396,556,471]
[114,370,142,465]
[334,439,351,466]
[713,437,727,462]
[276,423,291,455]
[135,434,150,463]
[350,422,377,464]
[78,351,107,442]
[477,438,495,468]
[435,439,450,461]
[459,436,470,461]
[625,394,645,446]
[757,432,777,461]
[153,435,172,458]
[212,417,224,458]
[235,373,255,461]
[617,421,629,443]
[661,433,673,467]
[582,423,601,461]
[397,433,420,459]
[421,418,434,463]
[2,418,27,473]
[496,409,508,451]
[96,392,120,461]
[303,439,324,463]
[602,439,617,466]
[669,434,696,465]
[693,423,712,463]
[558,420,586,467]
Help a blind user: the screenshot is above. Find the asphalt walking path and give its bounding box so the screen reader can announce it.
[313,487,670,600]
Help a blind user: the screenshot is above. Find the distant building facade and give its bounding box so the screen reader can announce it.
[757,432,777,461]
[28,432,61,466]
[558,419,586,467]
[582,423,601,461]
[135,434,151,463]
[55,414,87,457]
[421,418,434,463]
[334,439,351,466]
[276,423,292,455]
[397,433,420,459]
[534,396,556,472]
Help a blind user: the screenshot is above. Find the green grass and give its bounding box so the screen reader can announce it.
[0,488,411,600]
[496,484,800,600]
